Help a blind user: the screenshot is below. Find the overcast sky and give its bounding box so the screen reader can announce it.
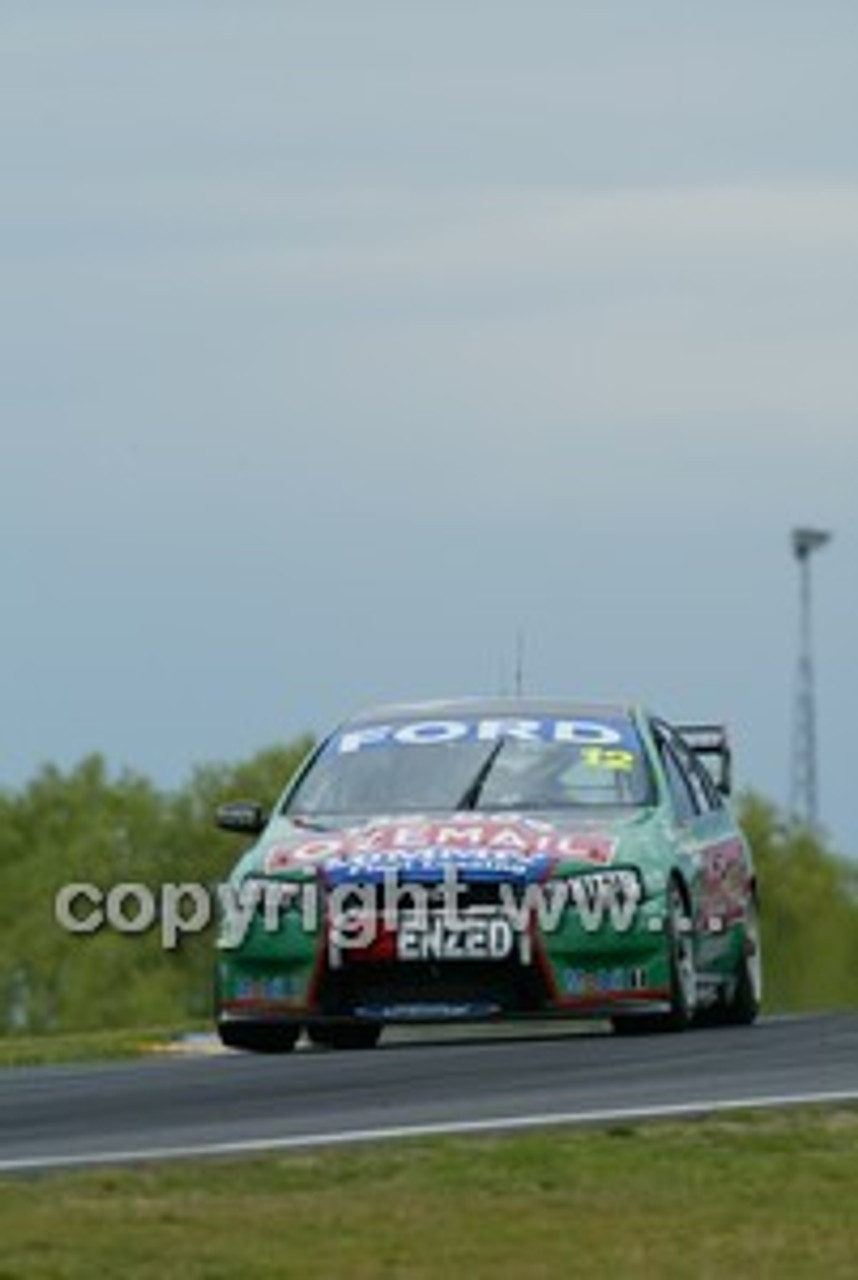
[2,4,856,850]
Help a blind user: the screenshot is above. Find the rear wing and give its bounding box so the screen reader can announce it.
[675,723,733,796]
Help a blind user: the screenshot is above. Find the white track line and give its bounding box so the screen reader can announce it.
[3,1088,858,1174]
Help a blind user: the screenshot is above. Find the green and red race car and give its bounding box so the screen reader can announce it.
[214,698,761,1050]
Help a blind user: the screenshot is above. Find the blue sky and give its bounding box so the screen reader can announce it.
[2,4,856,850]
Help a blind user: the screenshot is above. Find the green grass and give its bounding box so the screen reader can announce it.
[0,1025,205,1068]
[1,1107,858,1278]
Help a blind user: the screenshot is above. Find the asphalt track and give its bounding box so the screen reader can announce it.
[1,1013,857,1173]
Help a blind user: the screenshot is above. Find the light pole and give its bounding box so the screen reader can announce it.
[790,527,832,829]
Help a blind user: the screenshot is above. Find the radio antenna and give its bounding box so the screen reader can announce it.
[514,631,525,696]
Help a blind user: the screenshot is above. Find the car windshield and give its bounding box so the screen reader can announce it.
[285,714,654,818]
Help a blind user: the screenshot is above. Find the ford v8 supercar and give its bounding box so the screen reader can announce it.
[214,698,761,1050]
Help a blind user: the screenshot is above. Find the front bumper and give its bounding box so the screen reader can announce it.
[216,872,675,1024]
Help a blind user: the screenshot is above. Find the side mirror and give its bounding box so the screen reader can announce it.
[215,800,268,835]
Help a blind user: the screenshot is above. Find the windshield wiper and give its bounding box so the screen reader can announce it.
[456,740,505,811]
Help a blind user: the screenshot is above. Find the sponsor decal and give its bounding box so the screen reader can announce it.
[330,716,634,755]
[561,966,648,996]
[696,839,750,929]
[234,975,299,1002]
[264,817,617,876]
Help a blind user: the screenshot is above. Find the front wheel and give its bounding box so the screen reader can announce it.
[218,1021,300,1053]
[612,879,697,1035]
[306,1021,382,1050]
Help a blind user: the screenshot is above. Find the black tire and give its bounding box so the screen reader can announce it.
[306,1021,382,1050]
[612,878,697,1036]
[720,897,762,1026]
[218,1021,300,1053]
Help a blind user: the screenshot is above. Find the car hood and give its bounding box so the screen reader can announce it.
[241,810,660,885]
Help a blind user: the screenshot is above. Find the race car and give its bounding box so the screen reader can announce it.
[214,697,761,1050]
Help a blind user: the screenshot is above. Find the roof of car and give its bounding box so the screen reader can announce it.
[343,696,639,726]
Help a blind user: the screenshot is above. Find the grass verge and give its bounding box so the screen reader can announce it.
[0,1026,205,1069]
[1,1106,857,1277]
